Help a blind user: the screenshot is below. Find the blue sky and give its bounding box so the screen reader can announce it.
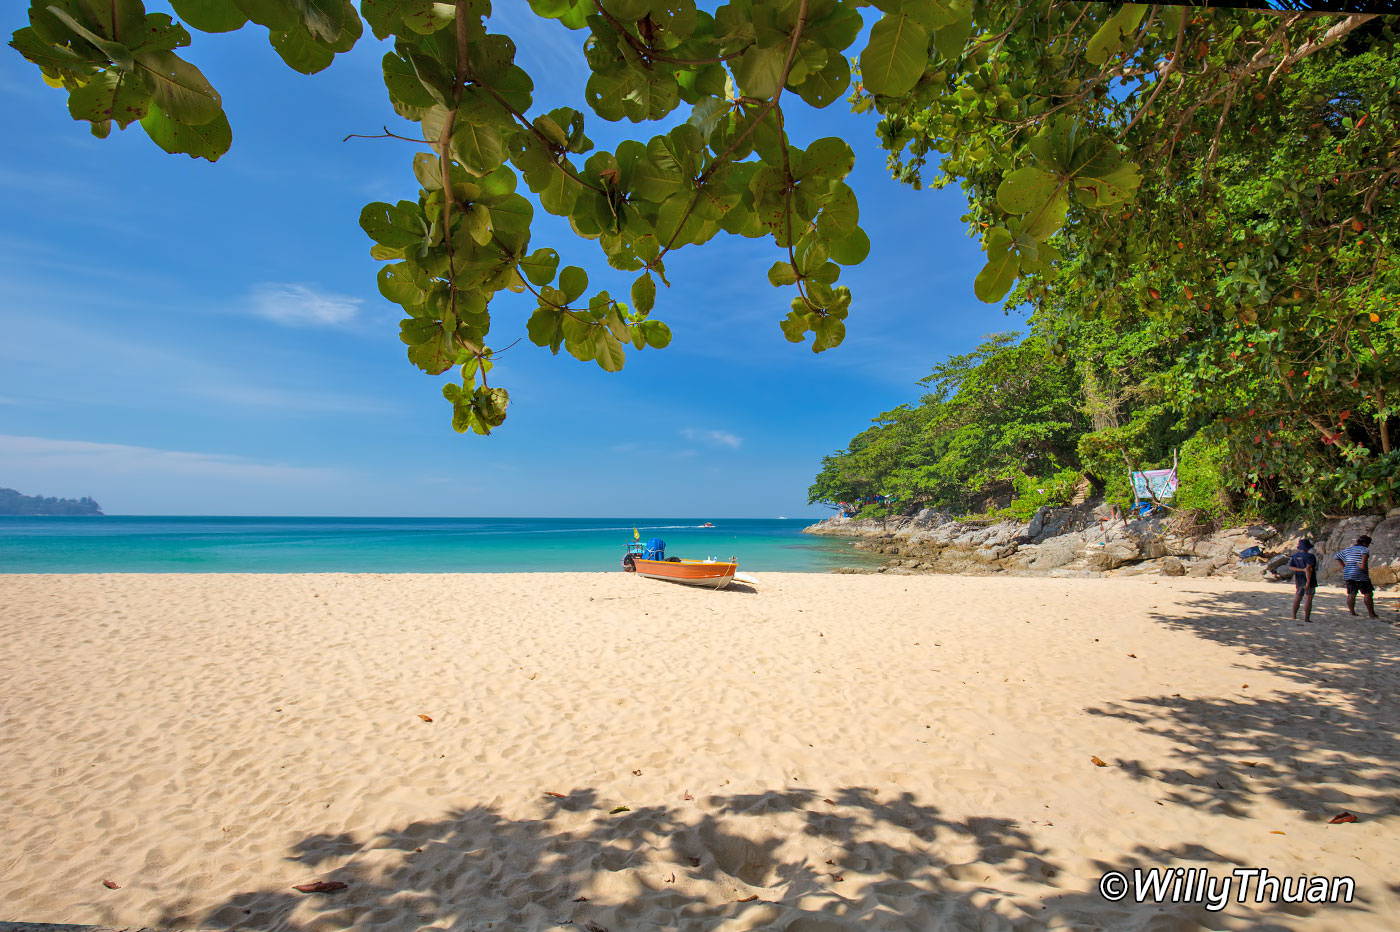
[0,6,1019,517]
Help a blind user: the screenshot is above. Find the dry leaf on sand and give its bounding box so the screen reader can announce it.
[293,881,348,894]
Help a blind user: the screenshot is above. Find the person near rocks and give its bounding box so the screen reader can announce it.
[1334,534,1379,619]
[1289,538,1318,623]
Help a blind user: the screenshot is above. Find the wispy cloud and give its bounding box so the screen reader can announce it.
[682,428,742,449]
[0,435,341,484]
[249,283,363,327]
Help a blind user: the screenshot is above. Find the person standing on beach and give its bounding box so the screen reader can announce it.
[1289,538,1318,623]
[1334,534,1380,619]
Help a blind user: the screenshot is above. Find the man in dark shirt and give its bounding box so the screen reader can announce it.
[1289,538,1318,623]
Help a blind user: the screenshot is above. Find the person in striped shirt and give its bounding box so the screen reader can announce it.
[1334,534,1379,619]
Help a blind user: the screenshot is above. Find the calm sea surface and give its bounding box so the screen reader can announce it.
[0,516,880,574]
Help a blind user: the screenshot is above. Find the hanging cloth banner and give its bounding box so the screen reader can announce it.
[1131,468,1178,501]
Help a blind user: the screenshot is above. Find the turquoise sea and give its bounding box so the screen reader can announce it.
[0,516,879,574]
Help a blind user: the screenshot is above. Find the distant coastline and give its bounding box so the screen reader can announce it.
[0,487,103,516]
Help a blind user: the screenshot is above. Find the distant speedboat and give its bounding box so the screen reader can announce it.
[622,537,736,589]
[699,521,715,527]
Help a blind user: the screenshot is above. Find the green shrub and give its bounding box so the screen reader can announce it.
[1173,433,1237,520]
[1000,469,1082,520]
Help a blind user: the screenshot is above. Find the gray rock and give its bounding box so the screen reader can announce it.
[1235,564,1266,581]
[1186,561,1215,578]
[1365,516,1400,586]
[1084,540,1141,572]
[1026,535,1083,570]
[1161,556,1186,576]
[1026,505,1049,539]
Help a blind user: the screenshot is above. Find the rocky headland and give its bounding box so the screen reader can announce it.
[806,502,1400,588]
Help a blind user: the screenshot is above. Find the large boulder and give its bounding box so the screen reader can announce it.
[1084,540,1142,571]
[1022,534,1085,571]
[1365,516,1400,586]
[1161,556,1186,576]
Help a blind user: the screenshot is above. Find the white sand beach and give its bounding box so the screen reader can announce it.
[1,572,1397,931]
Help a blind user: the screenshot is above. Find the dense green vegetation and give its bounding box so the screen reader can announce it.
[810,4,1398,521]
[0,488,103,516]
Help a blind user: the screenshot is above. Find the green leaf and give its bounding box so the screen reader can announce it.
[932,9,974,61]
[377,263,424,305]
[860,13,930,97]
[67,68,152,129]
[688,95,728,142]
[520,247,560,286]
[1085,4,1147,66]
[170,0,248,32]
[268,22,335,74]
[798,137,855,182]
[287,0,345,44]
[974,228,1019,303]
[594,329,626,371]
[383,51,436,109]
[996,166,1061,214]
[134,50,222,124]
[360,201,427,248]
[812,315,845,352]
[139,105,231,159]
[827,226,870,265]
[639,319,671,348]
[1070,140,1141,207]
[232,0,296,30]
[452,121,509,174]
[465,202,492,245]
[631,273,656,313]
[768,261,798,287]
[487,193,533,235]
[42,5,135,70]
[734,43,785,99]
[527,307,565,352]
[559,265,588,303]
[792,54,849,108]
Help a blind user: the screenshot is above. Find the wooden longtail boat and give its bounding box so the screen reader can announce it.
[622,539,737,589]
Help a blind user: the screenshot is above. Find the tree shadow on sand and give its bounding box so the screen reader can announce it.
[171,781,1366,932]
[1086,588,1400,821]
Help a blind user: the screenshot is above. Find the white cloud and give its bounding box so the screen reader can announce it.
[0,435,339,484]
[250,283,363,327]
[681,428,742,449]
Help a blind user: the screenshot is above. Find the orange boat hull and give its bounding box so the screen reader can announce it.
[631,558,737,589]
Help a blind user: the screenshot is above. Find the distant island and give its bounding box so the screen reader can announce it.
[0,487,103,516]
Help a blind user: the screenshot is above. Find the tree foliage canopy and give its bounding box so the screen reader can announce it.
[855,2,1398,512]
[13,0,894,433]
[12,1,1398,512]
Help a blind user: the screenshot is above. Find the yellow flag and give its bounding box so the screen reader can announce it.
[633,527,640,540]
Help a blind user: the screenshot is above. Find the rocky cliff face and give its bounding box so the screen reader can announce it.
[806,504,1400,586]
